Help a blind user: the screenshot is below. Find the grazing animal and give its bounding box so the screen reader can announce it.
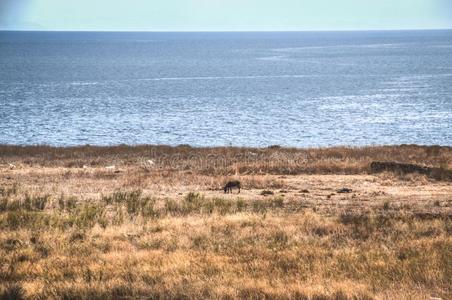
[223,180,241,194]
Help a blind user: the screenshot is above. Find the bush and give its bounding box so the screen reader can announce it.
[58,194,77,211]
[72,204,106,229]
[0,198,8,212]
[0,193,49,212]
[1,210,50,230]
[185,192,202,204]
[339,213,395,239]
[23,194,49,211]
[252,200,268,214]
[236,199,247,212]
[164,195,240,216]
[140,197,158,218]
[211,198,234,215]
[269,230,289,248]
[181,192,204,214]
[271,196,284,208]
[102,190,158,220]
[165,198,181,215]
[0,184,18,197]
[103,190,142,205]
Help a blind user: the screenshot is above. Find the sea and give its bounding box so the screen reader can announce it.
[0,30,451,147]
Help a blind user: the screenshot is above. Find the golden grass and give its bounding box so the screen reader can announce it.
[1,144,451,175]
[0,145,451,299]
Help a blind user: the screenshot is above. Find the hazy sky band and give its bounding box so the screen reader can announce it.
[1,0,452,31]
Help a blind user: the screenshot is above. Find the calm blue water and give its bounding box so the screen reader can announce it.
[1,30,451,147]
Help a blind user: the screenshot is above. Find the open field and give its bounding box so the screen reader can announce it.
[0,145,451,299]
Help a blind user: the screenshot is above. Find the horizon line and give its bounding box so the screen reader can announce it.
[1,28,452,33]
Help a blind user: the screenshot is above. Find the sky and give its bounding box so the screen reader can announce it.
[1,0,452,31]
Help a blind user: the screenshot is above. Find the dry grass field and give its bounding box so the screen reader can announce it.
[0,145,451,299]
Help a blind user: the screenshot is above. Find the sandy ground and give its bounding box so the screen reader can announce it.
[2,165,451,216]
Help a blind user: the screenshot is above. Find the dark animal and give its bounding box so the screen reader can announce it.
[223,180,241,194]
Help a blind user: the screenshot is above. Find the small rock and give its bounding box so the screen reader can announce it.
[105,165,115,170]
[261,190,274,196]
[337,188,353,193]
[9,163,16,170]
